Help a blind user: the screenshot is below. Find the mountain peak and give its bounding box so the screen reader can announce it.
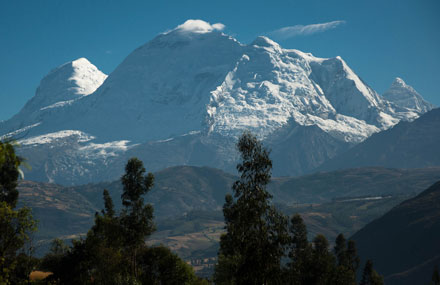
[392,77,406,87]
[55,57,95,76]
[19,58,107,115]
[383,77,434,113]
[66,57,108,96]
[251,36,280,49]
[71,57,92,68]
[148,20,236,50]
[389,77,416,92]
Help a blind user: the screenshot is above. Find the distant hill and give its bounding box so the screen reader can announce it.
[74,165,236,219]
[17,165,440,256]
[17,180,98,252]
[72,165,440,213]
[319,108,440,171]
[351,180,440,285]
[270,166,440,203]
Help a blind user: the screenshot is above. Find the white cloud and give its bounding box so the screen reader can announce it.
[212,23,225,31]
[175,19,225,34]
[269,20,346,39]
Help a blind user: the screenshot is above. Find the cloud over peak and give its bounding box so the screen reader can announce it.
[269,20,346,39]
[175,19,225,34]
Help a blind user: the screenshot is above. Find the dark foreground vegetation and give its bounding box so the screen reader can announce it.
[1,135,438,284]
[1,140,205,284]
[213,132,383,285]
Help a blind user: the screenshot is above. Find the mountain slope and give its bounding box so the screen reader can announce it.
[351,180,440,285]
[319,107,440,171]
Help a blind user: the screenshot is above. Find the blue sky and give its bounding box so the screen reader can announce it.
[1,0,439,121]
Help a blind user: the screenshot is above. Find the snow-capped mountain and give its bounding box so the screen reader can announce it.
[1,58,107,139]
[382,77,434,113]
[0,20,434,184]
[20,57,106,115]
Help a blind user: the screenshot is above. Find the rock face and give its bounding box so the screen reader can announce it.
[0,20,434,184]
[351,180,440,285]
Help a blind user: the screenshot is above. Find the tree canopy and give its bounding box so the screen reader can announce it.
[215,132,289,284]
[0,141,37,284]
[41,157,202,284]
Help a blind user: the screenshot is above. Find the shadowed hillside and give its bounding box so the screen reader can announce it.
[351,180,440,285]
[319,108,440,171]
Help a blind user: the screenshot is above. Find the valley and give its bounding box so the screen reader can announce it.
[17,166,440,277]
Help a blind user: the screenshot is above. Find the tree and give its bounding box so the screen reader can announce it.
[0,203,37,284]
[310,234,336,284]
[120,157,155,278]
[332,234,357,285]
[40,158,206,284]
[432,265,440,285]
[40,239,70,283]
[286,216,364,285]
[85,190,126,283]
[41,192,126,284]
[103,188,115,218]
[360,260,384,285]
[0,141,36,284]
[346,240,360,273]
[286,214,313,284]
[334,233,347,266]
[214,131,288,284]
[137,245,200,285]
[0,141,22,209]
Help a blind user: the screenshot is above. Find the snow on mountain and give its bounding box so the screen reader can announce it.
[207,36,409,142]
[16,129,137,184]
[0,19,435,184]
[21,57,107,114]
[19,130,94,145]
[65,22,244,142]
[2,21,427,144]
[382,77,435,113]
[0,58,107,138]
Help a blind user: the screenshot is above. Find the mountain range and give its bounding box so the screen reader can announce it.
[0,19,436,185]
